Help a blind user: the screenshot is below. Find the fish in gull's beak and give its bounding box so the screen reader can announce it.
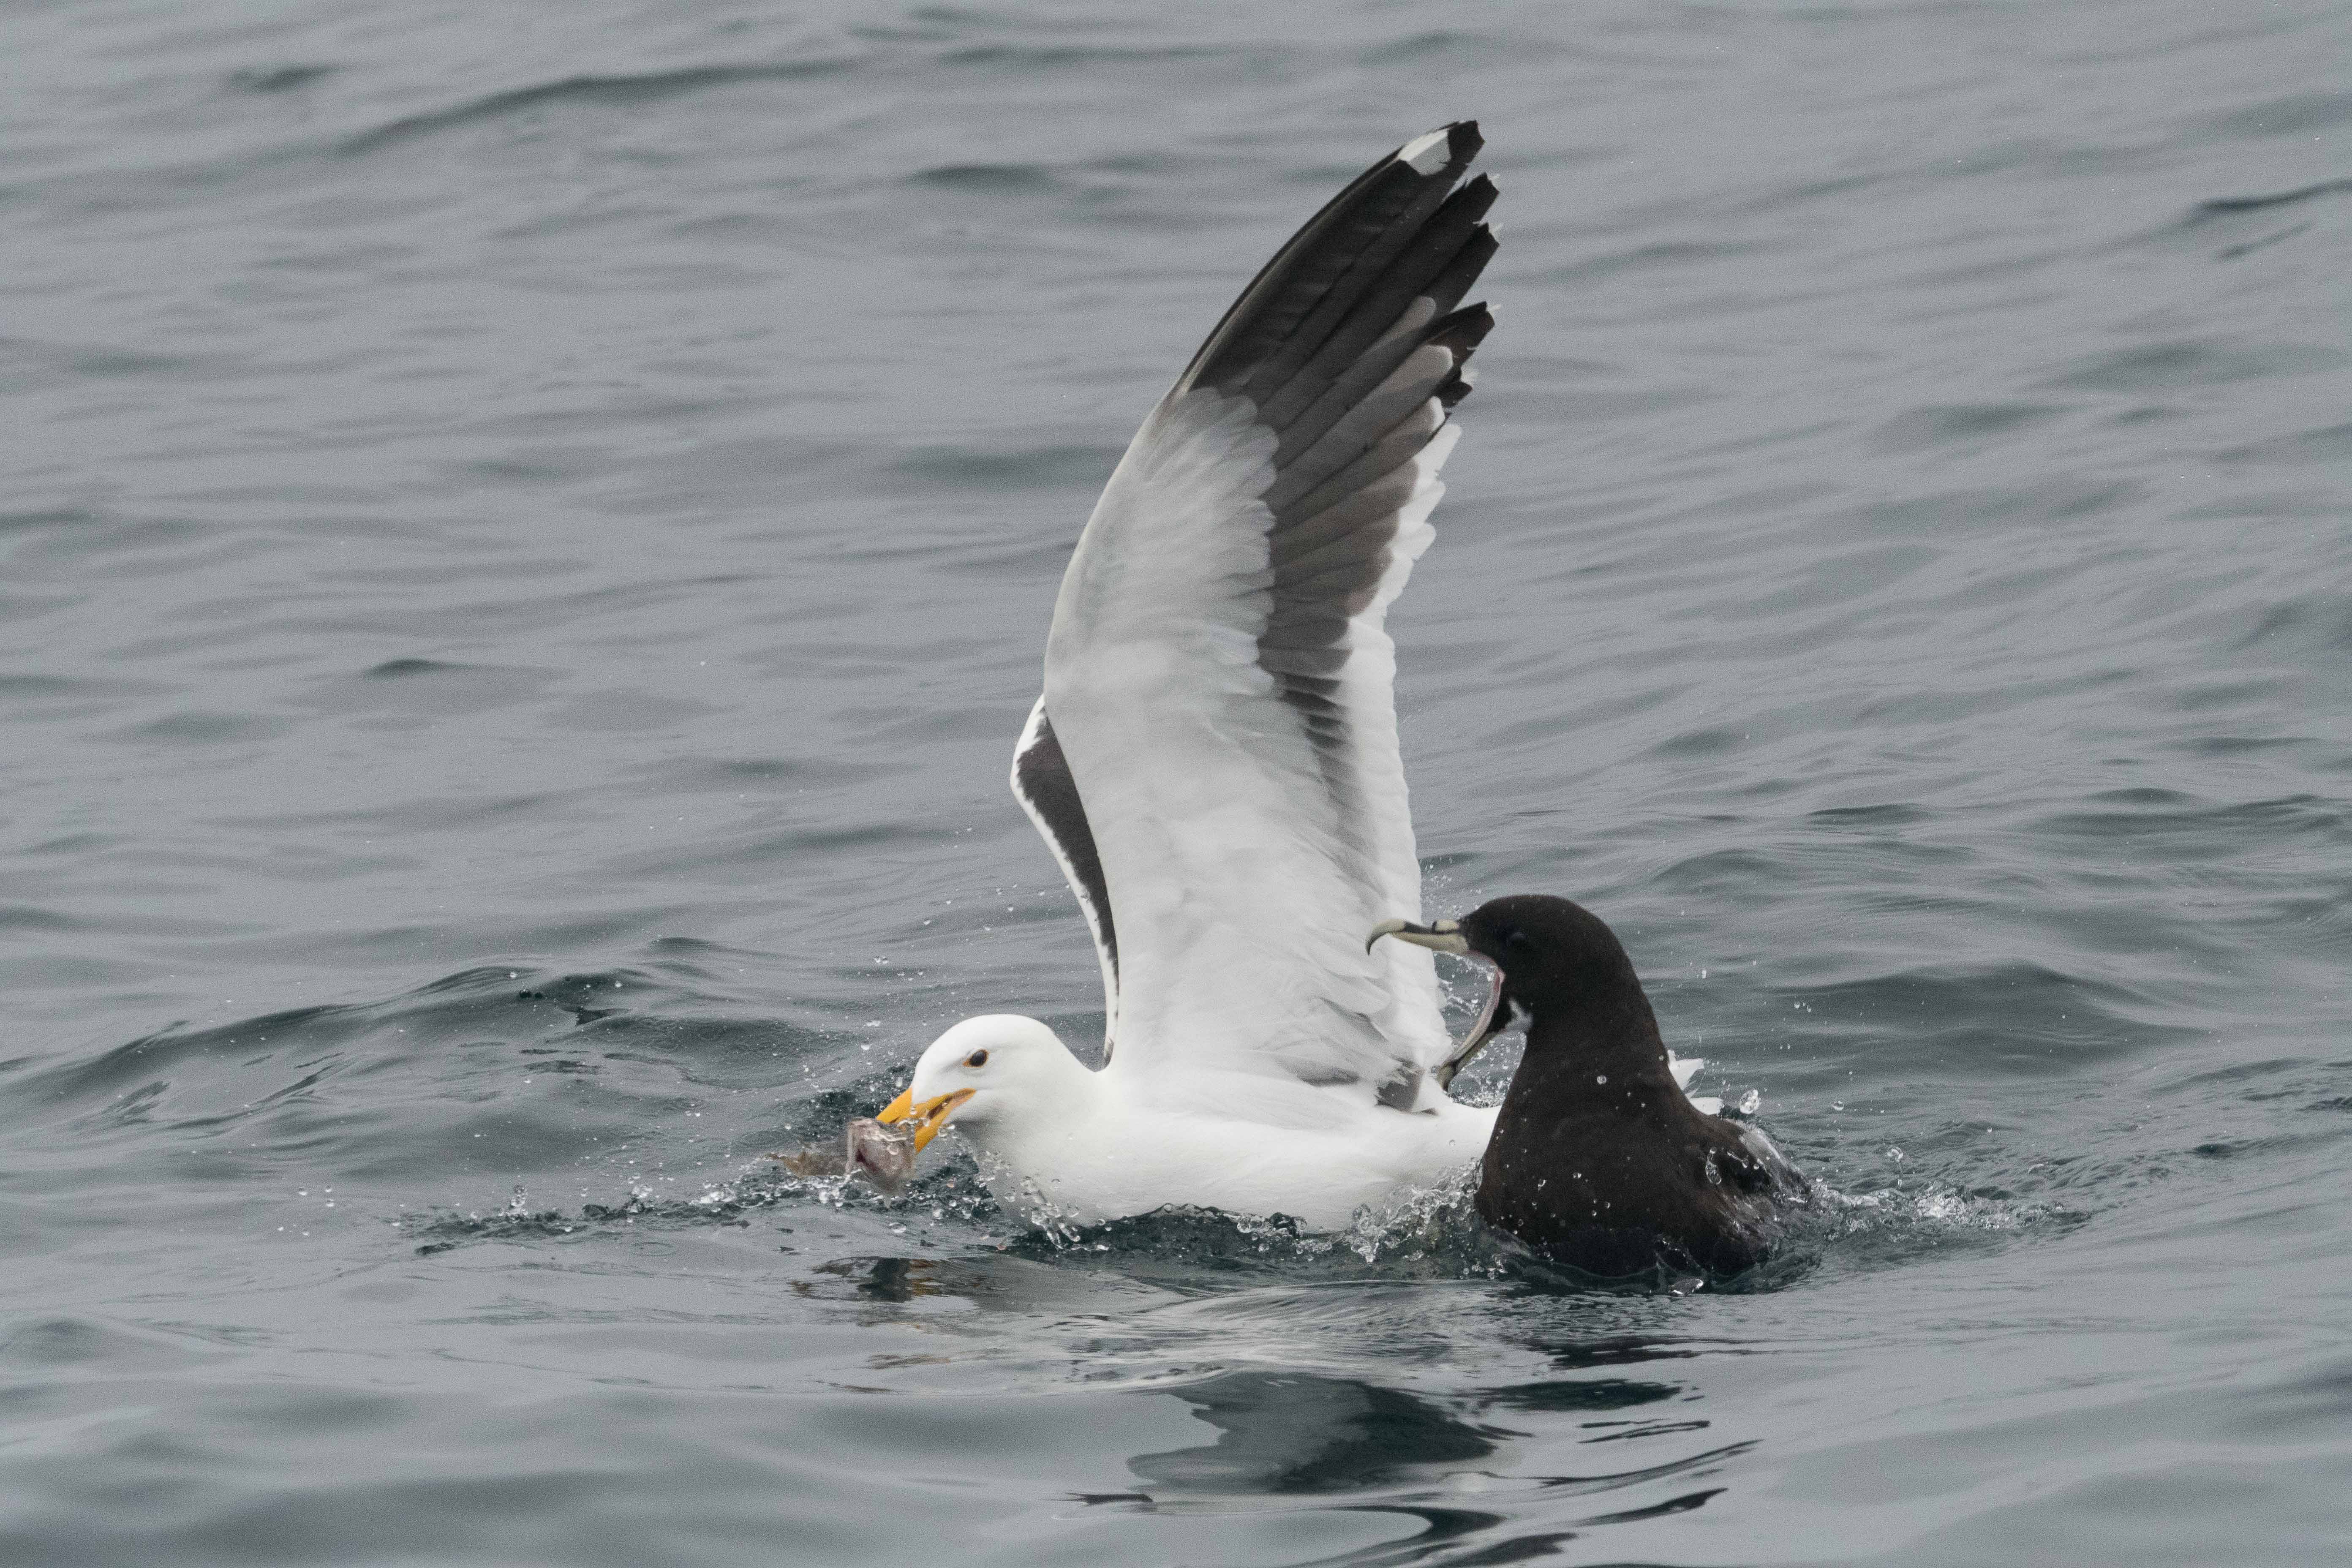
[874,1086,974,1152]
[1369,916,1510,1093]
[767,1117,920,1193]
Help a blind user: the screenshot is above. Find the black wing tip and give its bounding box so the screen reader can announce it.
[1177,122,1493,401]
[1396,121,1484,179]
[1429,301,1496,353]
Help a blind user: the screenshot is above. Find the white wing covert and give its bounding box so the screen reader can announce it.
[1018,123,1497,1108]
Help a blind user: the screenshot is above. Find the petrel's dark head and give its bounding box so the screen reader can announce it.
[1455,894,1641,1010]
[1370,893,1650,1090]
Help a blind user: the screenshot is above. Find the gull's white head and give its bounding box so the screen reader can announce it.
[875,1014,1090,1155]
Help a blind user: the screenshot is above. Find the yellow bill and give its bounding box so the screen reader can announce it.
[874,1086,974,1152]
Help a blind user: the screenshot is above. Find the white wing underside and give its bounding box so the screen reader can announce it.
[1010,125,1500,1111]
[1047,390,1457,1090]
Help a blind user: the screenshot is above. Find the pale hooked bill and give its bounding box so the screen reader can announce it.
[873,125,1705,1231]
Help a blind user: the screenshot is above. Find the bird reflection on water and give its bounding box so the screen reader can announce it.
[1080,1364,1746,1560]
[804,1250,1748,1549]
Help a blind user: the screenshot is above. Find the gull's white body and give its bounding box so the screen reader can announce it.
[905,1017,1701,1230]
[887,126,1707,1230]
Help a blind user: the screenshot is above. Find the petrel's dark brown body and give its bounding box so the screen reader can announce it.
[1387,895,1806,1277]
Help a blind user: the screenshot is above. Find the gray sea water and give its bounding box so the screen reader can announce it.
[6,1,2351,1562]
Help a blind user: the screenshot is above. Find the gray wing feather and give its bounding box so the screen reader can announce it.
[1009,697,1119,1059]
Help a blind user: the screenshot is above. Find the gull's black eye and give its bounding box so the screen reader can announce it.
[965,1049,989,1069]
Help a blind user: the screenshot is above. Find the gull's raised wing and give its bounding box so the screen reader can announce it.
[1026,123,1496,1106]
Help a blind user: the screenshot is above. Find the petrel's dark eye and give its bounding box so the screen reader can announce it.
[1505,928,1531,949]
[965,1049,989,1069]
